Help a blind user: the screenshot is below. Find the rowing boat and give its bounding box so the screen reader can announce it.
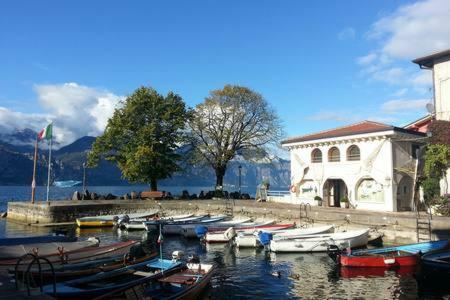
[269,229,369,253]
[42,257,184,299]
[235,225,335,248]
[122,214,194,230]
[204,223,295,243]
[76,211,157,228]
[182,217,252,238]
[0,234,77,246]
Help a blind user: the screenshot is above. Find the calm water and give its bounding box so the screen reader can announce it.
[0,187,448,299]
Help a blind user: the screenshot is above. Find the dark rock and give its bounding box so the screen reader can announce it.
[105,193,116,200]
[1,212,7,218]
[241,193,251,199]
[190,194,197,199]
[181,190,190,199]
[72,191,81,201]
[82,189,91,200]
[98,195,105,200]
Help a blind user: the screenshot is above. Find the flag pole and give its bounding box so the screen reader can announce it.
[46,127,53,202]
[31,135,38,204]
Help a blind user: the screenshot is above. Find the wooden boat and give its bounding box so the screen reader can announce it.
[77,211,157,228]
[182,217,252,238]
[159,215,228,235]
[14,250,157,282]
[340,265,416,278]
[143,215,209,231]
[144,262,216,300]
[269,229,369,253]
[421,249,450,278]
[0,237,100,261]
[0,239,137,267]
[42,258,184,299]
[204,223,295,243]
[0,234,77,246]
[236,225,335,248]
[122,214,194,230]
[194,219,275,238]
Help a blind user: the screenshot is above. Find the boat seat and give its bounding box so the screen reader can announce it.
[133,271,154,277]
[158,274,197,285]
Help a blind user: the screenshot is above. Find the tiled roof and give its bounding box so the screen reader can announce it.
[281,120,424,145]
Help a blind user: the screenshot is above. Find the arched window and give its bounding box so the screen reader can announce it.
[311,148,322,163]
[347,145,360,161]
[328,147,340,162]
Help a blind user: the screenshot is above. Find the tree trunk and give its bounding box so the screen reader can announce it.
[215,165,226,190]
[150,178,158,191]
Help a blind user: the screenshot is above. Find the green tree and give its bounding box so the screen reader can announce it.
[188,85,283,190]
[88,86,189,191]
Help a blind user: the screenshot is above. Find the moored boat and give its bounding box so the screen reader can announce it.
[77,211,157,228]
[420,248,450,279]
[41,257,184,299]
[236,225,335,248]
[143,215,209,232]
[121,214,195,230]
[204,223,295,243]
[182,217,252,238]
[0,234,77,246]
[269,229,369,253]
[0,239,137,267]
[157,215,228,235]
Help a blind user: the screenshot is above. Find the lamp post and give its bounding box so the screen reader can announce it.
[82,162,86,200]
[238,165,242,198]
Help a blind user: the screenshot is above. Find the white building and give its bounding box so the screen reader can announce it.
[279,121,425,212]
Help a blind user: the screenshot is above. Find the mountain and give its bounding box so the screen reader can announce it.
[0,130,291,188]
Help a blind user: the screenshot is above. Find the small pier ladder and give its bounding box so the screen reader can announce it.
[299,203,311,227]
[416,212,432,242]
[225,197,234,217]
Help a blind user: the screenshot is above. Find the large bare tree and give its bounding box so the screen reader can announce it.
[189,85,283,190]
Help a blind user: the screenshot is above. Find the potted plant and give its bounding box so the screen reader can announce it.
[314,196,323,206]
[340,196,349,209]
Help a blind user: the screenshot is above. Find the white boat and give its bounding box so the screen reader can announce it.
[77,211,158,228]
[269,229,369,253]
[54,180,82,187]
[162,215,228,235]
[143,215,208,231]
[0,237,100,260]
[122,214,194,230]
[182,217,252,238]
[204,222,293,244]
[235,225,335,248]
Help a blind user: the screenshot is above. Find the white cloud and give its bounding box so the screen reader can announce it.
[358,0,449,87]
[392,88,408,97]
[381,99,429,113]
[0,83,123,147]
[338,27,356,40]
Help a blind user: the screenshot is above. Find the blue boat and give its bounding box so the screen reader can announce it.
[42,258,184,299]
[353,239,449,255]
[0,235,77,246]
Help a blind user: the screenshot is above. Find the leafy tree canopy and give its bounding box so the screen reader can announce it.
[88,86,189,191]
[188,84,283,189]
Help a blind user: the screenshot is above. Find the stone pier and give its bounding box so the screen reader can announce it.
[7,199,450,244]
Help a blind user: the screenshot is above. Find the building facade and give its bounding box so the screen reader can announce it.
[279,121,425,212]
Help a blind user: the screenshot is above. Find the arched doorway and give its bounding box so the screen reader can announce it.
[397,176,414,211]
[323,179,348,207]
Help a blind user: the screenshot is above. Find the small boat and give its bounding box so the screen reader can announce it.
[328,239,450,268]
[14,248,157,282]
[236,225,335,248]
[340,265,416,278]
[196,219,276,238]
[121,214,194,230]
[0,239,137,267]
[77,211,157,228]
[54,180,82,187]
[42,257,184,299]
[144,260,216,299]
[0,237,100,261]
[204,223,295,243]
[269,229,369,253]
[143,215,209,231]
[420,248,450,279]
[0,234,77,246]
[159,215,228,235]
[182,217,252,238]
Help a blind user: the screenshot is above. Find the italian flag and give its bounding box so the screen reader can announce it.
[38,123,53,140]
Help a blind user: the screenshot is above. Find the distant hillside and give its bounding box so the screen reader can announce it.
[0,130,291,188]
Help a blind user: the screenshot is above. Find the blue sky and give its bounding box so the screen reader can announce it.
[1,0,449,147]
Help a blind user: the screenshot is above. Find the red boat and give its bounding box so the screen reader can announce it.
[340,250,419,268]
[340,265,416,278]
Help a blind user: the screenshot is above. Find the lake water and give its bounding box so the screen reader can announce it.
[0,186,448,299]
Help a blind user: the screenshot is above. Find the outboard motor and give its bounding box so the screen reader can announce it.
[187,254,200,264]
[258,232,273,246]
[195,226,208,238]
[172,250,184,261]
[327,244,341,264]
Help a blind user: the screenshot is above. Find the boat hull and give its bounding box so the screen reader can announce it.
[270,229,369,253]
[340,252,419,267]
